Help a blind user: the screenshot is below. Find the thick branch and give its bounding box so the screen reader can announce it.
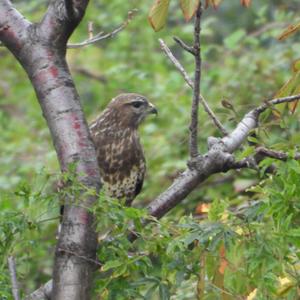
[222,94,300,152]
[7,256,20,300]
[146,94,300,220]
[25,280,52,300]
[0,1,102,300]
[39,0,89,46]
[0,1,30,53]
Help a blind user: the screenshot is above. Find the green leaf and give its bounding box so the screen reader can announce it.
[180,0,200,21]
[145,284,158,299]
[224,29,246,50]
[148,0,170,32]
[159,283,170,300]
[102,260,124,271]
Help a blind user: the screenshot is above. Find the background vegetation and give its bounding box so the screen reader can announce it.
[1,0,300,299]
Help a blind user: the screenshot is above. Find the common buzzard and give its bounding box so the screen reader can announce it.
[90,93,157,206]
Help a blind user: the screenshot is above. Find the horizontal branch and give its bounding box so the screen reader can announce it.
[256,146,300,161]
[146,94,300,219]
[223,94,300,152]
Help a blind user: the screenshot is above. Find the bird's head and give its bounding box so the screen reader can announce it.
[108,93,157,128]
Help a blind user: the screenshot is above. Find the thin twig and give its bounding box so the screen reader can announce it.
[256,94,300,114]
[7,256,20,300]
[159,38,228,136]
[72,66,107,83]
[173,36,195,55]
[67,9,137,49]
[190,3,202,158]
[256,146,300,161]
[57,248,102,266]
[159,39,193,88]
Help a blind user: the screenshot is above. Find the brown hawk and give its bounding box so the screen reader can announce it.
[89,93,157,206]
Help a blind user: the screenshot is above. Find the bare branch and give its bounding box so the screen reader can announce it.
[189,3,203,158]
[0,8,137,50]
[159,38,193,88]
[159,38,228,136]
[223,94,300,152]
[7,256,20,300]
[256,147,300,161]
[67,9,137,49]
[255,94,300,113]
[173,36,195,55]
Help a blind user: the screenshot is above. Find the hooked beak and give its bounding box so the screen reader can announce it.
[148,102,158,115]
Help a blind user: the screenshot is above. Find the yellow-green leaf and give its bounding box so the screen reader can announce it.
[292,59,300,72]
[148,0,170,32]
[278,22,300,41]
[180,0,200,21]
[274,71,300,116]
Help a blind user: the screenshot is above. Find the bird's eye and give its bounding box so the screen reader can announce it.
[131,101,143,108]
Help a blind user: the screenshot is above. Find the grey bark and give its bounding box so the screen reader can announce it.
[0,1,101,299]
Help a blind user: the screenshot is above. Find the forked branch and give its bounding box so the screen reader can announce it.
[159,38,228,136]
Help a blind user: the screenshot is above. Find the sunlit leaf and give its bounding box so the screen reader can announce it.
[180,0,200,21]
[148,0,170,32]
[278,22,300,41]
[195,203,211,215]
[292,59,300,72]
[218,245,227,274]
[276,276,295,296]
[246,289,257,300]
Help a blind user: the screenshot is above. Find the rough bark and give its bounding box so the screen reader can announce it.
[0,1,101,299]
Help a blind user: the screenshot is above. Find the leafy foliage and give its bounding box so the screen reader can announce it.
[1,0,300,299]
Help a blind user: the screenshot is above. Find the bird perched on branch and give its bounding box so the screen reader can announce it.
[90,93,157,206]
